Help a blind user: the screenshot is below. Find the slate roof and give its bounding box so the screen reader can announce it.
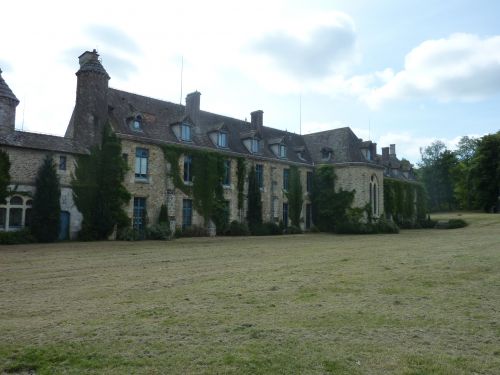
[0,69,19,103]
[0,131,88,154]
[107,88,312,165]
[303,127,371,164]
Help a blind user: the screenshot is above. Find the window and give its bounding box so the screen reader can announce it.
[181,123,192,142]
[283,202,289,227]
[255,164,264,188]
[283,169,289,191]
[306,171,313,193]
[132,115,142,131]
[9,196,23,228]
[217,132,228,148]
[279,144,287,158]
[251,138,260,153]
[223,160,231,186]
[133,197,146,231]
[59,155,67,171]
[135,148,149,179]
[182,199,192,229]
[184,155,193,183]
[321,149,332,161]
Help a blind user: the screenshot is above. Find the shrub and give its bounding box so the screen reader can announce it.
[116,227,143,241]
[227,220,250,236]
[285,225,302,234]
[179,225,208,237]
[309,225,321,233]
[419,216,437,228]
[375,217,400,234]
[0,229,36,245]
[158,204,169,224]
[146,223,172,240]
[262,222,282,235]
[435,218,468,229]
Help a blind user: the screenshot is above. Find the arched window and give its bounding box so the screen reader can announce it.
[0,195,34,231]
[132,115,142,131]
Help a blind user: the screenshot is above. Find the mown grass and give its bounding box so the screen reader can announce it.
[1,212,499,374]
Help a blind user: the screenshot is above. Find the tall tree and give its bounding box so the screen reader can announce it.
[31,155,61,242]
[0,149,11,204]
[453,136,479,209]
[471,132,500,212]
[311,165,354,232]
[287,166,303,227]
[72,123,131,240]
[419,141,458,211]
[246,165,262,232]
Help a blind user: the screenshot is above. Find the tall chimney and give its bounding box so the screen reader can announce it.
[185,91,201,124]
[390,144,396,156]
[382,147,389,161]
[0,68,19,136]
[251,110,263,132]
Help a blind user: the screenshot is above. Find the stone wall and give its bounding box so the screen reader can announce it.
[0,146,82,237]
[334,164,385,217]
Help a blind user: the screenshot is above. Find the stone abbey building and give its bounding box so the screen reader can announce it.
[0,50,415,238]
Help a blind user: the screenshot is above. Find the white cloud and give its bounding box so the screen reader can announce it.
[364,34,500,108]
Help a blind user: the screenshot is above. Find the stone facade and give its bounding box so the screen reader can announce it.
[0,50,417,238]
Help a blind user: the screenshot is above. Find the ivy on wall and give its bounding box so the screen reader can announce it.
[384,178,427,222]
[161,145,231,230]
[236,157,246,211]
[287,166,303,227]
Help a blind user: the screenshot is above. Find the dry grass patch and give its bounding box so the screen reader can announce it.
[1,212,500,374]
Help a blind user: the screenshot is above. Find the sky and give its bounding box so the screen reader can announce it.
[1,0,500,163]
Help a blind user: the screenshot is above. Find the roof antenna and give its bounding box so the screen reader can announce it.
[368,117,371,140]
[179,56,184,105]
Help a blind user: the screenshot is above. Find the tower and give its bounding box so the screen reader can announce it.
[65,50,110,147]
[0,68,20,137]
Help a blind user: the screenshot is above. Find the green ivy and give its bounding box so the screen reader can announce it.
[236,157,246,210]
[384,178,426,222]
[287,166,303,227]
[161,145,228,229]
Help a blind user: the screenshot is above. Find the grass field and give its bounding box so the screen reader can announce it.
[1,212,499,374]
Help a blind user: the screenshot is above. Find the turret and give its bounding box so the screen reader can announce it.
[0,68,19,137]
[65,49,110,147]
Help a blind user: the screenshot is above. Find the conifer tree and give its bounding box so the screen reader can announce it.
[0,149,11,204]
[72,123,131,240]
[246,165,262,232]
[31,155,61,242]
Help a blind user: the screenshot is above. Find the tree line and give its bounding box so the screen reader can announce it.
[418,131,500,212]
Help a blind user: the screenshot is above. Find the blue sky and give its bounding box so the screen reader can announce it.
[1,0,499,162]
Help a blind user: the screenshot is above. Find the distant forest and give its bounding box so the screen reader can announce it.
[416,131,500,213]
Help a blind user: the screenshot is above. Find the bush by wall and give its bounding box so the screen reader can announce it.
[0,229,35,245]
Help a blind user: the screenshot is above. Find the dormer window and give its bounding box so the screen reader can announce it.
[321,148,333,161]
[217,132,228,148]
[251,138,260,153]
[181,123,192,142]
[132,115,142,131]
[279,144,287,158]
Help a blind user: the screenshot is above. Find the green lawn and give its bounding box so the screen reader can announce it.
[1,212,499,374]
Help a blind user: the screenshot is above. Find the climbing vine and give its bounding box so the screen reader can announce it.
[236,157,246,210]
[384,178,426,223]
[161,145,228,230]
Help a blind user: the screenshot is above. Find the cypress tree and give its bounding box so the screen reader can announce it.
[246,165,262,232]
[72,123,131,240]
[0,149,11,204]
[287,166,303,228]
[31,155,61,242]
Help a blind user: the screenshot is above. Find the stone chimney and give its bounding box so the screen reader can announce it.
[0,68,19,137]
[382,147,389,161]
[251,110,263,132]
[370,142,377,161]
[185,91,201,125]
[390,144,396,156]
[66,49,110,147]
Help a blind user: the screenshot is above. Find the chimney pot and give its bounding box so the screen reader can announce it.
[251,110,263,131]
[390,144,396,156]
[382,147,389,161]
